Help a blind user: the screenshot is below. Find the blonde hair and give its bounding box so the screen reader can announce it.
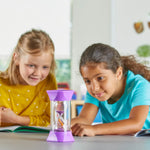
[0,29,56,85]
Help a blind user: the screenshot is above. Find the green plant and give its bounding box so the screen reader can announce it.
[136,45,150,57]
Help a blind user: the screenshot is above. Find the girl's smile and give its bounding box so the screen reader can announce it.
[94,92,105,98]
[28,76,40,82]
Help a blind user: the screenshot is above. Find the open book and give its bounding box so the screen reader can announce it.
[0,126,50,133]
[134,129,150,137]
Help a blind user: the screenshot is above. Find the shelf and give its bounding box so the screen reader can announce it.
[71,100,84,118]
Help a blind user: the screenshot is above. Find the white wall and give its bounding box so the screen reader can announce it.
[111,0,150,55]
[71,0,111,99]
[0,0,71,59]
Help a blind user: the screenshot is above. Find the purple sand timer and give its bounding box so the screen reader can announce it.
[47,90,74,142]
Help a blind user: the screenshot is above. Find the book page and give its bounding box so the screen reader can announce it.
[0,126,20,132]
[134,129,150,137]
[14,126,50,133]
[0,126,51,132]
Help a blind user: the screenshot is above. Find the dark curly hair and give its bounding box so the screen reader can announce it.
[79,43,150,81]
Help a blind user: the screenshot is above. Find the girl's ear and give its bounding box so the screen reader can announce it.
[13,53,19,65]
[116,67,123,80]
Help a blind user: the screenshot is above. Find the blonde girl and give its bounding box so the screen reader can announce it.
[0,29,57,127]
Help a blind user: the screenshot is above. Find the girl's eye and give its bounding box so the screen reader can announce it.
[28,64,35,68]
[84,80,91,85]
[97,76,104,81]
[43,66,50,69]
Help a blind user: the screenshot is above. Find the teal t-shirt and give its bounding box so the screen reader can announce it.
[85,70,150,129]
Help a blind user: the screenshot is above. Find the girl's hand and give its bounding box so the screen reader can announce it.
[71,123,95,137]
[1,107,19,124]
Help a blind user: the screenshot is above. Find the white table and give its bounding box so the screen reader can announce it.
[0,132,150,150]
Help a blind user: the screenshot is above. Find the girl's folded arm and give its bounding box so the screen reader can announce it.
[92,105,149,135]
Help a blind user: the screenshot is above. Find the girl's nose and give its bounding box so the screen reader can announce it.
[33,69,42,76]
[91,81,100,92]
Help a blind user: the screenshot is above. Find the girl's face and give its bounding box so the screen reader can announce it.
[15,51,52,86]
[81,63,123,101]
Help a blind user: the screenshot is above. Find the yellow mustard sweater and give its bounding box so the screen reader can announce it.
[0,73,57,127]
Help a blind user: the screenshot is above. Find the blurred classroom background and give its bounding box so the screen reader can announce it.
[0,0,150,121]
